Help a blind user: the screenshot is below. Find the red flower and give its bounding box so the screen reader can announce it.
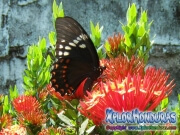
[13,95,47,125]
[0,124,26,135]
[101,55,145,81]
[38,88,49,101]
[13,95,40,113]
[79,66,175,125]
[108,33,124,50]
[105,33,124,58]
[0,114,13,128]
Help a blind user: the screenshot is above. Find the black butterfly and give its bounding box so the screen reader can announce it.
[51,16,105,96]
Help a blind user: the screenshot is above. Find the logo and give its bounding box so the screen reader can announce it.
[105,108,177,131]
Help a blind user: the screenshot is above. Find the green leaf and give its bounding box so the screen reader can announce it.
[90,21,95,36]
[122,25,128,34]
[24,89,36,96]
[58,2,64,17]
[53,0,58,19]
[46,55,51,67]
[24,69,31,77]
[86,125,96,134]
[160,97,169,111]
[50,98,60,110]
[39,38,46,53]
[90,21,103,48]
[57,112,74,126]
[97,45,105,59]
[37,71,44,84]
[128,23,137,36]
[162,130,171,135]
[140,11,147,24]
[9,85,19,101]
[127,3,137,25]
[124,33,131,47]
[67,109,77,120]
[49,118,56,126]
[50,129,56,135]
[23,76,33,87]
[104,41,111,52]
[138,25,145,37]
[49,31,57,46]
[53,0,64,20]
[132,35,146,54]
[70,99,79,108]
[79,119,89,135]
[3,95,10,114]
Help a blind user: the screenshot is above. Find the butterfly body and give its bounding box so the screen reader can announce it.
[51,17,104,96]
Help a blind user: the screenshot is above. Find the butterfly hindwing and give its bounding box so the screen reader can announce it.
[51,16,102,96]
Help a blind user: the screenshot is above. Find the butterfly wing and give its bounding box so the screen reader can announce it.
[51,17,101,96]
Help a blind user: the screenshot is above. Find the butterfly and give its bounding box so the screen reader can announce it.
[50,16,105,96]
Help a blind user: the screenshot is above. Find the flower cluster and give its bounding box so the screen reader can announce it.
[101,55,145,80]
[105,33,125,58]
[0,114,13,129]
[13,95,47,125]
[79,56,175,125]
[0,125,26,135]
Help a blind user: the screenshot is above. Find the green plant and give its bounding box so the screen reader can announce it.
[121,3,152,63]
[104,3,152,61]
[23,38,51,93]
[49,0,65,60]
[90,21,105,59]
[0,86,18,130]
[52,0,64,21]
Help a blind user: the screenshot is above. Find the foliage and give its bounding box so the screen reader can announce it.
[90,21,105,59]
[23,38,51,93]
[121,3,152,63]
[0,1,179,135]
[52,0,64,21]
[49,0,65,60]
[104,3,152,62]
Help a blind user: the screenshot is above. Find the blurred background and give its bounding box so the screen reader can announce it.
[0,0,180,105]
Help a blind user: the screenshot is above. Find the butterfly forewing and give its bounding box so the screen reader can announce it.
[51,16,102,96]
